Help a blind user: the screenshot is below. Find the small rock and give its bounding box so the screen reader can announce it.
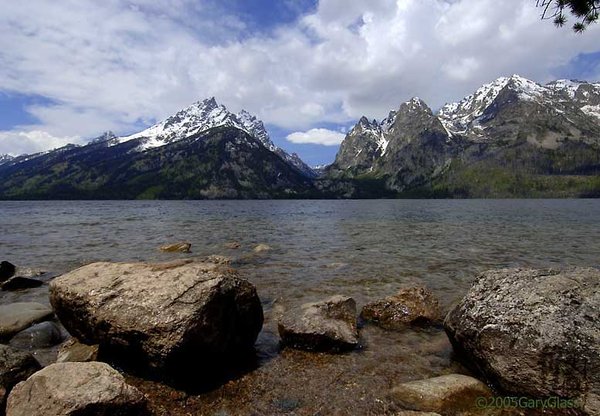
[13,267,46,279]
[0,345,40,413]
[0,262,16,282]
[159,242,191,253]
[6,361,148,416]
[278,295,359,352]
[9,321,65,350]
[361,286,442,329]
[253,244,271,253]
[1,277,44,291]
[390,374,493,415]
[395,412,441,416]
[56,339,99,363]
[205,255,232,265]
[225,241,241,249]
[0,303,54,340]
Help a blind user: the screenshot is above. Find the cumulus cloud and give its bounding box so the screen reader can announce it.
[0,0,599,156]
[286,128,346,146]
[0,130,79,156]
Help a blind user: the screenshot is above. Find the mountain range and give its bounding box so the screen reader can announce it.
[1,75,599,199]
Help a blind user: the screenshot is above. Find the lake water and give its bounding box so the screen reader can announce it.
[1,199,599,414]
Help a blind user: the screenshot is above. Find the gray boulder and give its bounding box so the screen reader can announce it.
[390,374,493,415]
[9,321,65,350]
[49,261,263,373]
[0,345,40,414]
[278,295,359,352]
[361,286,442,329]
[0,303,53,340]
[444,267,599,401]
[6,362,147,416]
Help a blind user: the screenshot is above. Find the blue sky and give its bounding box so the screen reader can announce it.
[1,0,600,165]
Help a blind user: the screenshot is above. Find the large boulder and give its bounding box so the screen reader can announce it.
[278,295,359,352]
[0,303,53,340]
[390,374,493,415]
[444,267,599,401]
[6,362,147,416]
[49,261,263,374]
[0,345,40,414]
[361,286,442,329]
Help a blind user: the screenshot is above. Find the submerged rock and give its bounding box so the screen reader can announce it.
[0,303,53,340]
[278,295,359,352]
[444,267,600,401]
[6,362,148,416]
[0,262,15,283]
[225,241,241,249]
[390,374,493,415]
[1,277,43,291]
[49,261,263,374]
[0,345,40,414]
[159,242,191,253]
[9,321,65,350]
[56,339,99,363]
[361,286,442,329]
[253,244,271,253]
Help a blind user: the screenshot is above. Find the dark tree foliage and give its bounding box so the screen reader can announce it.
[537,0,599,31]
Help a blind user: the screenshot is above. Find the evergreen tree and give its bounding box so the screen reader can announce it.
[537,0,599,31]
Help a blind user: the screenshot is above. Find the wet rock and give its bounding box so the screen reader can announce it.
[278,295,359,352]
[225,241,241,249]
[1,277,43,291]
[361,286,442,329]
[6,361,148,416]
[13,267,46,279]
[390,374,493,415]
[0,262,15,283]
[396,412,441,416]
[205,254,232,265]
[159,242,191,253]
[0,303,54,340]
[253,244,271,253]
[56,339,99,363]
[444,267,600,400]
[49,261,263,374]
[8,321,65,350]
[0,345,40,414]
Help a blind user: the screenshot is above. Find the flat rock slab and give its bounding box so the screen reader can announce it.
[6,362,148,416]
[278,295,359,352]
[0,303,53,340]
[390,374,493,415]
[444,267,600,400]
[0,345,40,413]
[361,286,442,329]
[1,277,44,291]
[159,242,191,253]
[56,339,99,363]
[49,261,263,374]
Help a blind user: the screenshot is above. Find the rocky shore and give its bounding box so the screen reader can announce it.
[0,251,598,415]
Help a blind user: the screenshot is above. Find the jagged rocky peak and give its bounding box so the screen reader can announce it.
[0,154,15,165]
[90,131,117,144]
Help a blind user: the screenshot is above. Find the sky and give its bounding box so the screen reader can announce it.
[1,0,600,166]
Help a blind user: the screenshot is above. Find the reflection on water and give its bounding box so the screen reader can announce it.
[1,199,599,414]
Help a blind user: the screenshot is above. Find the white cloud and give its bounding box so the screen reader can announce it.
[0,0,599,156]
[286,128,346,146]
[0,130,79,156]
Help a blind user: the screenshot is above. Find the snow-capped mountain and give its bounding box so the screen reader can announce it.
[325,74,600,197]
[114,98,315,176]
[438,75,600,139]
[0,154,14,165]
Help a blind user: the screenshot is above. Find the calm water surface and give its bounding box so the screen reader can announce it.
[1,199,599,414]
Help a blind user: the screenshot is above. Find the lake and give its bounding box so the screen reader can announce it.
[1,199,599,414]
